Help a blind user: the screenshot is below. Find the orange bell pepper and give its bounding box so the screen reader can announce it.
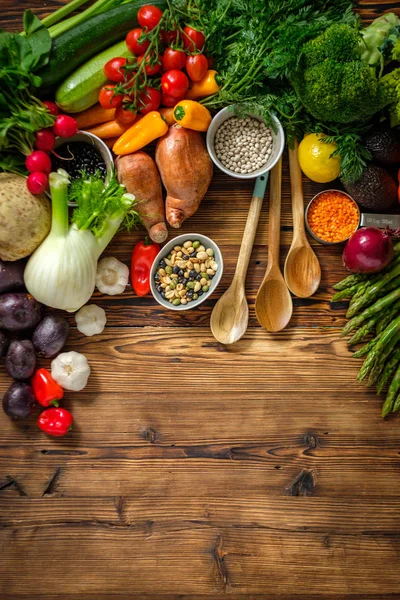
[113,111,168,155]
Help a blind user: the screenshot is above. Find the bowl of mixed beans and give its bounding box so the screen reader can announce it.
[305,189,360,245]
[150,234,224,310]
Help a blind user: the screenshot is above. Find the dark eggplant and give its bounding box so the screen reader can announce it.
[0,259,25,294]
[2,382,36,419]
[32,314,70,358]
[5,340,36,380]
[0,331,8,358]
[0,293,41,332]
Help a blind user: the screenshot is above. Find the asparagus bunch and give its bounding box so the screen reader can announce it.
[333,242,400,418]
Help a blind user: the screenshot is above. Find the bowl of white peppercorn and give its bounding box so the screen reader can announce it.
[206,106,285,179]
[150,234,223,311]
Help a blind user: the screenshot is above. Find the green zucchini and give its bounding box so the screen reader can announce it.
[55,40,130,113]
[38,0,166,94]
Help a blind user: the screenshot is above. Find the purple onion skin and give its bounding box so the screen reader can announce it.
[342,227,393,274]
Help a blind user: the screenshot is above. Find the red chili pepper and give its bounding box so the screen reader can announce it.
[131,238,160,296]
[38,407,73,437]
[31,368,64,407]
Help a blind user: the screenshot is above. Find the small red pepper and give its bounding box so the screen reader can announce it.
[31,368,64,407]
[131,238,160,296]
[38,407,73,437]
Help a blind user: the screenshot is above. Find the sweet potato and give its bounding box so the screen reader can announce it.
[116,152,168,243]
[155,124,213,228]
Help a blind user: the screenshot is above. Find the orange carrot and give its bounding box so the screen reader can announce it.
[159,107,175,126]
[85,120,131,140]
[75,104,116,129]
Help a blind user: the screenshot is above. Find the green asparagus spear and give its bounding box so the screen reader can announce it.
[393,241,400,254]
[376,298,400,334]
[382,362,400,416]
[348,315,380,346]
[332,284,363,302]
[333,273,367,291]
[342,288,400,337]
[368,331,400,386]
[353,335,381,358]
[376,348,400,395]
[358,315,400,382]
[347,261,400,318]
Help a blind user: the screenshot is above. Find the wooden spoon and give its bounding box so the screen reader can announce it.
[255,158,293,332]
[284,142,321,298]
[210,174,269,344]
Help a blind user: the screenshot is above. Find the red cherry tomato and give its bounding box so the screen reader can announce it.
[161,29,179,47]
[137,53,161,76]
[38,407,73,437]
[126,28,150,55]
[137,4,163,31]
[186,54,208,82]
[161,70,189,98]
[27,172,48,195]
[115,102,137,124]
[99,85,123,109]
[52,114,78,138]
[103,57,127,83]
[138,86,161,114]
[43,100,59,115]
[25,150,52,174]
[182,26,205,52]
[162,47,186,71]
[161,92,182,107]
[34,129,56,152]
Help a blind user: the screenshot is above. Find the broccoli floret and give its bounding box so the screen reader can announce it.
[380,67,400,127]
[291,16,400,125]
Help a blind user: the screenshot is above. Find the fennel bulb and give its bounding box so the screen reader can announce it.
[24,170,136,312]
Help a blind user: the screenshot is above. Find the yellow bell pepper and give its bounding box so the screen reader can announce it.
[186,70,222,100]
[113,111,168,155]
[173,100,212,131]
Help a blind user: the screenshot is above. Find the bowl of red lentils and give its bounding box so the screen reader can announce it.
[150,233,223,310]
[305,189,360,245]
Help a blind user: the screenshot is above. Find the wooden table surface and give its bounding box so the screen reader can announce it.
[1,1,400,598]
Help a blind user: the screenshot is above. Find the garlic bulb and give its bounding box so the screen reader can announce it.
[51,351,91,391]
[75,304,106,337]
[96,256,129,295]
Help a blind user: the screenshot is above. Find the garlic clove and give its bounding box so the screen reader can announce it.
[96,256,129,296]
[75,304,107,337]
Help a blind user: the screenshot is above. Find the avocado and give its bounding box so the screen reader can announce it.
[364,125,400,166]
[343,164,398,212]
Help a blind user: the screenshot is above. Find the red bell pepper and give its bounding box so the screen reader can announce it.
[38,407,73,437]
[131,238,160,296]
[32,368,64,407]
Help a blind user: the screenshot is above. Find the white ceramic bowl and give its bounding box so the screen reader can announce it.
[206,106,285,179]
[150,233,223,311]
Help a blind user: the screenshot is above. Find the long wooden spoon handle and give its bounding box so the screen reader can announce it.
[234,174,269,282]
[288,141,306,236]
[268,157,282,267]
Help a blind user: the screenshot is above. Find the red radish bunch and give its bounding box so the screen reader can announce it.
[26,105,78,196]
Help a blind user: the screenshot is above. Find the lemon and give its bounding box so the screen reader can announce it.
[298,133,341,183]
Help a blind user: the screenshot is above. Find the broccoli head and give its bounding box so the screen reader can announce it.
[291,15,400,125]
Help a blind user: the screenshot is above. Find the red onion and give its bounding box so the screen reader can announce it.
[342,227,393,274]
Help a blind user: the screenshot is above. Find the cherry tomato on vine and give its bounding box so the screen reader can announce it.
[99,85,123,109]
[103,57,127,83]
[115,102,137,124]
[126,28,150,55]
[161,91,183,107]
[161,28,179,46]
[137,53,162,76]
[161,70,189,98]
[162,47,186,71]
[138,86,161,114]
[137,4,163,31]
[186,54,208,82]
[182,26,205,52]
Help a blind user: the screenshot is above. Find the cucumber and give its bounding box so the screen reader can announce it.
[38,0,166,94]
[55,40,131,113]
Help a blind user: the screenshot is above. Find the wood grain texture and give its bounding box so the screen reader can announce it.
[2,1,400,598]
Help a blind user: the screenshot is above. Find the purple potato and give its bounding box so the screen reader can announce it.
[5,340,36,380]
[0,293,41,332]
[32,314,70,358]
[2,382,36,420]
[0,331,8,358]
[0,259,25,294]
